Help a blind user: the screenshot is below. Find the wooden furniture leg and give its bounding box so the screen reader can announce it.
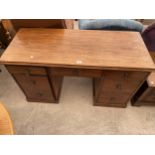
[93,70,149,108]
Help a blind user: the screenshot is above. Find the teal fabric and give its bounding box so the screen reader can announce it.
[79,19,144,32]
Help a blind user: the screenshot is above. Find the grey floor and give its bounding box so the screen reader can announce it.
[1,65,155,135]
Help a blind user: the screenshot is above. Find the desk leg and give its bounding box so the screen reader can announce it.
[47,68,63,103]
[93,70,149,108]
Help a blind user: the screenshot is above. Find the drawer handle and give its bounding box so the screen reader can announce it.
[116,83,122,90]
[26,69,46,77]
[123,72,129,79]
[74,69,79,75]
[109,97,115,101]
[31,80,36,85]
[37,93,43,97]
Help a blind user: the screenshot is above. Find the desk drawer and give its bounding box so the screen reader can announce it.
[99,71,147,93]
[49,67,102,77]
[6,65,46,75]
[78,69,102,77]
[50,68,78,76]
[12,73,55,102]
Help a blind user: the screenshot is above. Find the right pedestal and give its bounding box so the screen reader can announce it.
[93,70,149,108]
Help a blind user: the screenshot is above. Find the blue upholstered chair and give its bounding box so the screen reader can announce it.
[79,19,144,32]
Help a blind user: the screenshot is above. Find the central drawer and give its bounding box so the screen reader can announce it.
[49,67,102,77]
[6,65,46,75]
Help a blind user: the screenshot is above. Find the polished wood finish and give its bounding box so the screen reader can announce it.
[1,29,154,107]
[6,65,46,75]
[0,103,14,135]
[1,29,154,71]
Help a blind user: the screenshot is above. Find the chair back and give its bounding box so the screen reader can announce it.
[142,23,155,51]
[79,19,144,32]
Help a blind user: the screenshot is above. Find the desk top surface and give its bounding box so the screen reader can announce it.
[1,28,155,71]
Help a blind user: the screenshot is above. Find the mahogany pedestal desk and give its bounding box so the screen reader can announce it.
[0,29,155,108]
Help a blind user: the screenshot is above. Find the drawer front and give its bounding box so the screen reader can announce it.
[99,71,148,94]
[12,73,55,102]
[6,65,46,75]
[50,68,78,76]
[49,67,102,77]
[78,69,102,77]
[96,90,129,107]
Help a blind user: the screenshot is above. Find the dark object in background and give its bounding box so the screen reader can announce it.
[142,23,155,51]
[0,20,11,49]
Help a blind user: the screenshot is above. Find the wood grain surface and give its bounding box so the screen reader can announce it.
[1,28,155,71]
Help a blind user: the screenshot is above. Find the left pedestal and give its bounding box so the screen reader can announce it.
[6,65,63,103]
